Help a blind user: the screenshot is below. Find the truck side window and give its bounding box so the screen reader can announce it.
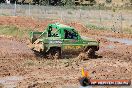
[64,29,78,39]
[51,28,59,37]
[48,26,59,37]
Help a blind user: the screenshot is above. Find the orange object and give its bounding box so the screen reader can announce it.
[81,68,89,77]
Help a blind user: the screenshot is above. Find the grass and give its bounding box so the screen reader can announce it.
[67,11,73,14]
[123,28,132,34]
[1,13,10,16]
[0,25,33,38]
[86,23,109,30]
[85,23,132,34]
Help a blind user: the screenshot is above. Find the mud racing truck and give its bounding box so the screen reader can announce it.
[29,23,99,59]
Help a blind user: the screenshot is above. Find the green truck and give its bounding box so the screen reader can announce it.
[29,23,99,59]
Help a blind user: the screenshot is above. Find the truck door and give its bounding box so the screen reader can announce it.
[62,29,82,53]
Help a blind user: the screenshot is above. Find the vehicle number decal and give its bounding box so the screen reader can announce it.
[64,45,81,49]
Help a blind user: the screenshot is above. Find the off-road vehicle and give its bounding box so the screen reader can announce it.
[29,23,99,59]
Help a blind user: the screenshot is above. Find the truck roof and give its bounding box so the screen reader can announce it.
[49,23,74,30]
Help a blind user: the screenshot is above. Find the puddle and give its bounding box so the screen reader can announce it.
[105,37,132,45]
[107,45,115,49]
[0,76,23,88]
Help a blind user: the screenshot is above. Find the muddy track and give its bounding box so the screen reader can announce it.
[0,37,35,58]
[0,16,132,88]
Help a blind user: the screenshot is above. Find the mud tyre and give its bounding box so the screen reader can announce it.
[53,49,61,59]
[87,48,95,58]
[47,48,61,59]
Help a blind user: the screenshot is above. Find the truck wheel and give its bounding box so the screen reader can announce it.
[47,48,61,59]
[47,52,53,59]
[87,48,95,58]
[53,49,61,59]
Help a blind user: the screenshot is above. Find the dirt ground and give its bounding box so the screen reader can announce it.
[0,16,132,88]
